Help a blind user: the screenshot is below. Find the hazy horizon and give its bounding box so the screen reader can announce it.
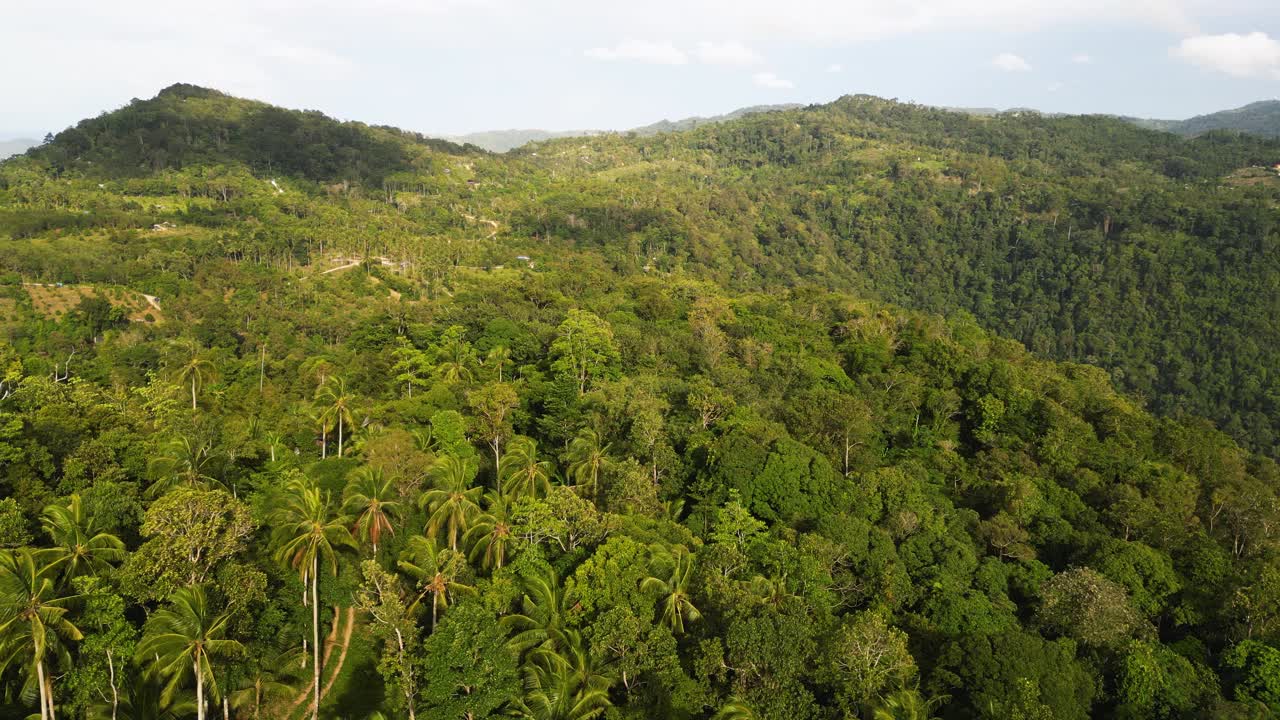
[4,0,1280,138]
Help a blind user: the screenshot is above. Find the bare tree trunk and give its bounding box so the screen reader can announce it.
[312,555,321,720]
[192,377,198,410]
[36,659,49,720]
[338,419,344,458]
[195,657,205,720]
[107,650,119,720]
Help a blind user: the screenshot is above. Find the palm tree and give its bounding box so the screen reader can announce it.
[484,345,511,382]
[136,585,242,720]
[873,689,948,720]
[464,491,514,570]
[502,437,552,500]
[147,436,223,497]
[396,535,473,629]
[564,429,610,503]
[343,467,402,557]
[226,645,304,720]
[174,340,214,411]
[316,377,356,458]
[90,672,195,720]
[421,455,482,551]
[503,567,569,655]
[639,545,701,635]
[39,495,126,582]
[712,697,758,720]
[433,328,476,385]
[746,574,800,610]
[514,630,613,720]
[271,477,354,720]
[0,549,83,720]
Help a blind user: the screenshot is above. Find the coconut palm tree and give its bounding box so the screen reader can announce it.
[503,567,569,655]
[514,630,613,720]
[271,477,354,720]
[502,437,552,501]
[433,327,476,385]
[135,585,242,720]
[226,645,305,720]
[397,535,474,629]
[421,456,482,551]
[746,574,800,610]
[563,429,610,504]
[639,545,701,635]
[174,340,214,411]
[0,549,83,720]
[484,345,511,382]
[464,491,514,570]
[147,436,219,497]
[316,377,355,458]
[873,689,948,720]
[39,495,125,582]
[343,467,402,557]
[712,697,757,720]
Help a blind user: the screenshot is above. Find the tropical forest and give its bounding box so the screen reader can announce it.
[0,83,1279,719]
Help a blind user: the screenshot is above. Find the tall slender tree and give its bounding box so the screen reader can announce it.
[421,456,482,551]
[464,491,514,570]
[343,467,403,557]
[564,429,611,504]
[396,536,473,630]
[174,340,214,411]
[135,585,242,720]
[0,549,83,720]
[271,477,354,720]
[502,437,553,501]
[316,377,355,458]
[640,545,701,635]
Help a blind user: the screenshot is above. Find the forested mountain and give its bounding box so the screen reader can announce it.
[1159,101,1280,139]
[437,104,801,152]
[1,85,1279,719]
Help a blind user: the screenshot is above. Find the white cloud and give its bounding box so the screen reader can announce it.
[752,71,794,89]
[585,40,687,65]
[992,53,1032,72]
[1171,32,1280,78]
[693,41,762,66]
[1071,53,1093,64]
[1047,81,1064,92]
[826,63,844,73]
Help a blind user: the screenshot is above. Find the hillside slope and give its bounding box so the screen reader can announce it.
[1,85,1279,720]
[1166,100,1280,138]
[9,88,1280,456]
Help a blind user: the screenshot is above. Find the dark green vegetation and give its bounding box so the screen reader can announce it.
[0,84,1278,719]
[1134,100,1280,139]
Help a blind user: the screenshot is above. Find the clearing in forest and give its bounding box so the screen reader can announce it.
[23,283,164,323]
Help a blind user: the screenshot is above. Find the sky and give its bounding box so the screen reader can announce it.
[2,0,1279,138]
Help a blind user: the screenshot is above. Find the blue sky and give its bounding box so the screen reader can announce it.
[2,0,1278,138]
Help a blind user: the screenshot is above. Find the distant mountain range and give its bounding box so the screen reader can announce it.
[0,137,38,159]
[443,99,1280,153]
[1134,100,1280,138]
[444,104,803,152]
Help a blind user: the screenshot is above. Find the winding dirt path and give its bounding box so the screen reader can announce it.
[319,260,361,275]
[461,213,500,239]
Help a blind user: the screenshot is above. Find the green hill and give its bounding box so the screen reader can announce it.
[1165,100,1280,138]
[1,86,1279,720]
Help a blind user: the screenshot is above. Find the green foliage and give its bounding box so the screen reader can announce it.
[2,84,1280,719]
